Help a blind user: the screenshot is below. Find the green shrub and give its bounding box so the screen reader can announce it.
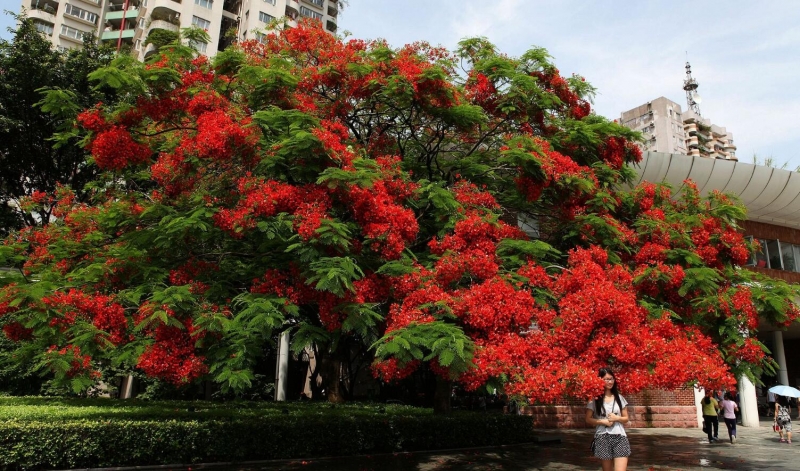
[143,29,179,49]
[0,398,535,470]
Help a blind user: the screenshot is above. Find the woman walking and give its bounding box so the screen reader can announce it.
[775,395,793,443]
[701,389,720,443]
[586,367,630,471]
[720,392,739,443]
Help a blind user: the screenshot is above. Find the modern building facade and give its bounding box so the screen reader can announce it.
[620,97,737,161]
[21,0,339,60]
[631,150,800,427]
[524,152,800,429]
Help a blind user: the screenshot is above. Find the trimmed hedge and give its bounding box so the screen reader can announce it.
[0,399,535,470]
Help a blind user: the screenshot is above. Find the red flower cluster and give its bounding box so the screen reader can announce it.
[90,126,151,170]
[137,319,208,385]
[43,289,130,345]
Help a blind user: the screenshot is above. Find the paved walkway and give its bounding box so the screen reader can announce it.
[213,418,798,471]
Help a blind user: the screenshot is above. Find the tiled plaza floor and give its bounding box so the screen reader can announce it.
[95,418,800,471]
[228,419,798,471]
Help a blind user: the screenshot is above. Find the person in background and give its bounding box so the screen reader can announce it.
[767,387,777,417]
[702,389,721,443]
[720,392,739,444]
[586,367,630,471]
[775,395,793,444]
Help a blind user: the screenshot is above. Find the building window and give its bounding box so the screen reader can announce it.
[192,15,211,30]
[263,0,275,4]
[766,239,782,269]
[258,11,274,23]
[194,0,212,8]
[190,40,208,53]
[139,18,145,29]
[60,24,88,40]
[299,5,322,20]
[781,241,796,272]
[34,22,54,35]
[304,0,324,7]
[749,237,767,268]
[64,4,99,24]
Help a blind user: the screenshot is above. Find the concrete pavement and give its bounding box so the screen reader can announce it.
[221,418,799,471]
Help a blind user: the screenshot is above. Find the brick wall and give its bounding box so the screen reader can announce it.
[521,389,698,429]
[743,220,800,244]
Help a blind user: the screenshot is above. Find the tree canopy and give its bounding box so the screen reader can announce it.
[0,22,797,404]
[0,15,115,234]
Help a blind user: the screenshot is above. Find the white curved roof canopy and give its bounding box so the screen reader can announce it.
[630,152,800,230]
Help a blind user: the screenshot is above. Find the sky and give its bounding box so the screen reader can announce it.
[1,1,798,167]
[333,1,800,168]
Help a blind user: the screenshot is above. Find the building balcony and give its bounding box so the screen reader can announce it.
[300,0,324,10]
[144,42,158,58]
[32,19,55,36]
[222,0,241,15]
[285,4,299,20]
[27,7,57,23]
[106,8,139,20]
[147,18,179,34]
[327,4,337,17]
[149,6,181,24]
[107,0,141,10]
[101,28,136,40]
[29,0,59,14]
[326,19,336,32]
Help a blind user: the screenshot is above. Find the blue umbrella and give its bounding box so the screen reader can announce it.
[769,385,800,398]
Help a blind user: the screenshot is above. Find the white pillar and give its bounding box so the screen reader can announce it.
[275,330,290,401]
[694,385,705,428]
[738,375,760,427]
[119,375,134,399]
[773,330,790,386]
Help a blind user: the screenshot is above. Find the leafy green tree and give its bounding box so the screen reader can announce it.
[0,23,797,410]
[0,14,114,235]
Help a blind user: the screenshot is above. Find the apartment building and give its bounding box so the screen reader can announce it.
[619,97,688,155]
[620,96,737,161]
[21,0,339,60]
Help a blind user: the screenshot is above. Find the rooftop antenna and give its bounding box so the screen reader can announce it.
[683,56,702,116]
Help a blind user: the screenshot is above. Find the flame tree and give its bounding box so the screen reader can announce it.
[1,24,797,409]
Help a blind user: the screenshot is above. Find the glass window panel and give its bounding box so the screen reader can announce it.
[781,242,796,272]
[766,239,782,270]
[754,239,768,268]
[793,245,800,273]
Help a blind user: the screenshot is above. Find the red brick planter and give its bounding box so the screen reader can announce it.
[520,389,699,429]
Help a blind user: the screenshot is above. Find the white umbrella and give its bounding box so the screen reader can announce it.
[768,385,800,398]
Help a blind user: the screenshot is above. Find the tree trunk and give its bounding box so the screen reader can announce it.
[433,376,452,414]
[322,343,346,403]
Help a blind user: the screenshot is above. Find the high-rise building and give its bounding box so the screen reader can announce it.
[620,97,737,161]
[619,97,688,155]
[20,0,339,60]
[620,97,737,160]
[619,61,737,161]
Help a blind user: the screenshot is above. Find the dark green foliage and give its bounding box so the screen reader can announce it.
[0,15,115,234]
[0,398,534,469]
[143,29,179,49]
